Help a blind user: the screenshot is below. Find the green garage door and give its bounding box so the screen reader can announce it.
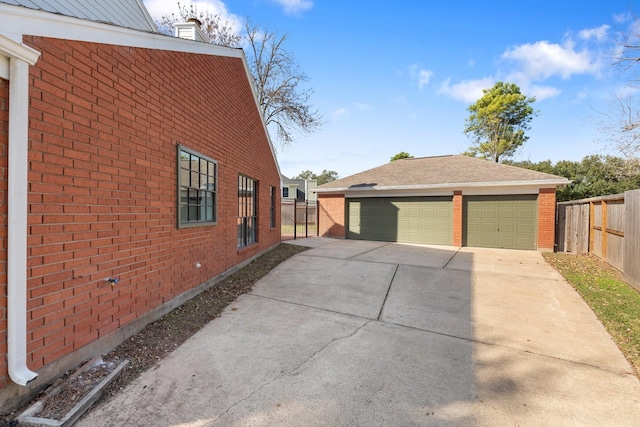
[463,195,537,250]
[347,197,452,245]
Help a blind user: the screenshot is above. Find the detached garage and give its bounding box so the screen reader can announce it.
[347,196,452,245]
[463,195,537,250]
[315,155,570,251]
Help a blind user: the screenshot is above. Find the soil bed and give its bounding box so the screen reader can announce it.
[0,243,307,426]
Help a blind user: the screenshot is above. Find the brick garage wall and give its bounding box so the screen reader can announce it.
[0,36,280,392]
[452,191,462,247]
[537,188,556,251]
[0,78,8,390]
[318,194,345,238]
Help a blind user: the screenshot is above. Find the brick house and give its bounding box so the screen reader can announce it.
[315,155,569,251]
[0,1,281,410]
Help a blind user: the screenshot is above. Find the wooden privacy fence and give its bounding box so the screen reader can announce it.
[556,189,640,291]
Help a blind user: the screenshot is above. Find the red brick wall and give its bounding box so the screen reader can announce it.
[318,194,345,238]
[0,78,8,390]
[0,36,280,389]
[452,191,462,247]
[537,188,556,251]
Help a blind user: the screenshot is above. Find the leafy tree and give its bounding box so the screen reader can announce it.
[390,152,414,161]
[506,155,640,201]
[293,170,338,185]
[159,3,322,148]
[464,82,537,162]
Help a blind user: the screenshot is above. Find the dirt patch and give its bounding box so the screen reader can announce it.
[0,243,307,426]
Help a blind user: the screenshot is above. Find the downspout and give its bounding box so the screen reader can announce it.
[1,35,40,386]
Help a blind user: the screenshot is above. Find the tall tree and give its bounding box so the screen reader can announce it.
[159,3,322,148]
[600,27,640,158]
[245,21,322,147]
[464,82,537,162]
[390,151,414,161]
[293,170,338,185]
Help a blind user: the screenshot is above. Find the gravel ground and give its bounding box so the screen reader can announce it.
[0,243,307,426]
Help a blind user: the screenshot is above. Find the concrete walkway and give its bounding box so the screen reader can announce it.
[78,238,640,426]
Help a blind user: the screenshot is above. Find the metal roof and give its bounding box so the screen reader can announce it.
[0,0,157,32]
[315,155,571,193]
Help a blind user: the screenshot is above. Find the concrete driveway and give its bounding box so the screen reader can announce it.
[79,238,640,426]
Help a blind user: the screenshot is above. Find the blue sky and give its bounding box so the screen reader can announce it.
[144,0,640,178]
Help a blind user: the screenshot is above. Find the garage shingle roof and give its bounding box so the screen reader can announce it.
[315,155,570,192]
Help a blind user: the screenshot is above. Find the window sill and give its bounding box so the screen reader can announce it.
[178,221,217,229]
[237,243,259,255]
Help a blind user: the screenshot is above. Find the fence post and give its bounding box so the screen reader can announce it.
[624,189,640,291]
[305,201,309,238]
[602,200,608,259]
[589,202,594,253]
[293,200,297,240]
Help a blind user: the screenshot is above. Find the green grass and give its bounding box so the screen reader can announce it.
[544,252,640,375]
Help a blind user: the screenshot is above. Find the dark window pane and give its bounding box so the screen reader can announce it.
[188,205,198,221]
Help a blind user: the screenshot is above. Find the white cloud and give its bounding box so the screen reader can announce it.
[438,23,612,104]
[355,102,373,111]
[143,0,242,32]
[437,77,494,103]
[526,85,562,101]
[579,25,610,41]
[418,69,434,89]
[270,0,313,15]
[614,84,640,98]
[331,107,349,120]
[407,65,434,89]
[614,12,632,24]
[502,40,601,80]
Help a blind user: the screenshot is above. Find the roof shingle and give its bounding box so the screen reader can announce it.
[316,155,570,192]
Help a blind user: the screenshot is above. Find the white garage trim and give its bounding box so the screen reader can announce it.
[346,190,453,198]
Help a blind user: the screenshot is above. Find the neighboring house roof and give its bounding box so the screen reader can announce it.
[281,175,297,185]
[315,155,570,193]
[0,0,158,32]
